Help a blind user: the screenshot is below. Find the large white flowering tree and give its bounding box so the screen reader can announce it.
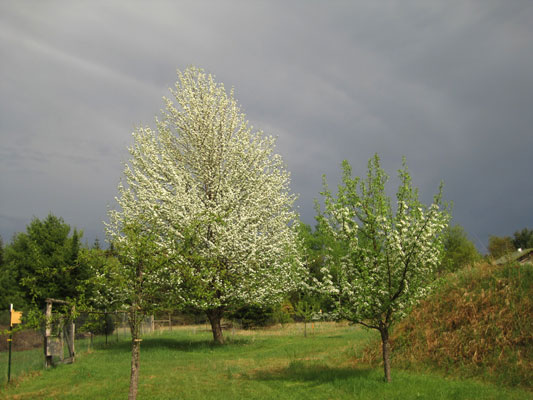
[108,67,303,344]
[318,154,450,382]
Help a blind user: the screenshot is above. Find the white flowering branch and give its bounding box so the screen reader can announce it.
[318,154,450,382]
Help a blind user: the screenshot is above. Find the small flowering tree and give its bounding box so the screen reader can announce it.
[105,215,178,400]
[318,154,450,382]
[110,66,303,344]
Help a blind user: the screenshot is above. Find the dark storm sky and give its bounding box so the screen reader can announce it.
[1,1,533,251]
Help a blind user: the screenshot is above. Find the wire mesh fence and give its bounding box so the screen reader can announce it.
[1,310,41,383]
[1,308,315,384]
[0,310,158,384]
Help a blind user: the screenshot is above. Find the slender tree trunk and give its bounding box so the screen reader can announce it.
[128,311,142,400]
[206,307,224,344]
[380,326,391,382]
[129,338,141,400]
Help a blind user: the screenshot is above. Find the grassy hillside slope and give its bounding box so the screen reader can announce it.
[363,262,533,388]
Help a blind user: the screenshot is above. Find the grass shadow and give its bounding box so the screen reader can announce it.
[91,336,252,354]
[252,360,376,385]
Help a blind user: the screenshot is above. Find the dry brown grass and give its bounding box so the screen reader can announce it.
[361,262,533,388]
[162,320,349,337]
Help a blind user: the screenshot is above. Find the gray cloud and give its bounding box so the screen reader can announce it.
[1,1,532,250]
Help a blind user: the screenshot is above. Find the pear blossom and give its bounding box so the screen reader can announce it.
[108,67,303,344]
[318,154,450,382]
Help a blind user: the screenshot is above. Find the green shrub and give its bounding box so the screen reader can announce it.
[228,304,275,329]
[78,313,115,335]
[439,225,480,273]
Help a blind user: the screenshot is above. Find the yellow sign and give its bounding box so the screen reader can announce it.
[10,310,22,325]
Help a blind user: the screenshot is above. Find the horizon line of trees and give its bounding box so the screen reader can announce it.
[0,213,533,318]
[2,214,532,312]
[2,213,530,314]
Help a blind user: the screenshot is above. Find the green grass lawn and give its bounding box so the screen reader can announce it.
[1,323,531,399]
[0,330,126,384]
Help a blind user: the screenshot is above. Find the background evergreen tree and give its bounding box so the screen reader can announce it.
[512,228,533,250]
[3,214,86,308]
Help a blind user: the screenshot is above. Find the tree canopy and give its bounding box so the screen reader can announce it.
[1,214,85,309]
[439,225,480,273]
[512,228,533,250]
[488,235,514,259]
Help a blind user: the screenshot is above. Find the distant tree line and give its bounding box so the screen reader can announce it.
[2,215,529,318]
[488,228,533,259]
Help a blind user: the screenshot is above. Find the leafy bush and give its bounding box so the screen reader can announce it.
[512,228,533,249]
[228,304,276,329]
[439,225,480,273]
[78,313,115,335]
[488,235,515,259]
[271,299,294,325]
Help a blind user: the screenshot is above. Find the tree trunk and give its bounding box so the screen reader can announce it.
[380,327,391,382]
[128,312,142,400]
[129,338,141,400]
[206,308,224,344]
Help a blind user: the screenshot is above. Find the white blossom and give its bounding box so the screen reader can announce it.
[107,66,303,312]
[318,155,450,328]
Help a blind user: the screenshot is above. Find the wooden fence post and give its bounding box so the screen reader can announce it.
[59,316,64,362]
[68,305,75,361]
[44,301,53,368]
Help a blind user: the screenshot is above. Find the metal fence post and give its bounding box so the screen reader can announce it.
[7,325,12,383]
